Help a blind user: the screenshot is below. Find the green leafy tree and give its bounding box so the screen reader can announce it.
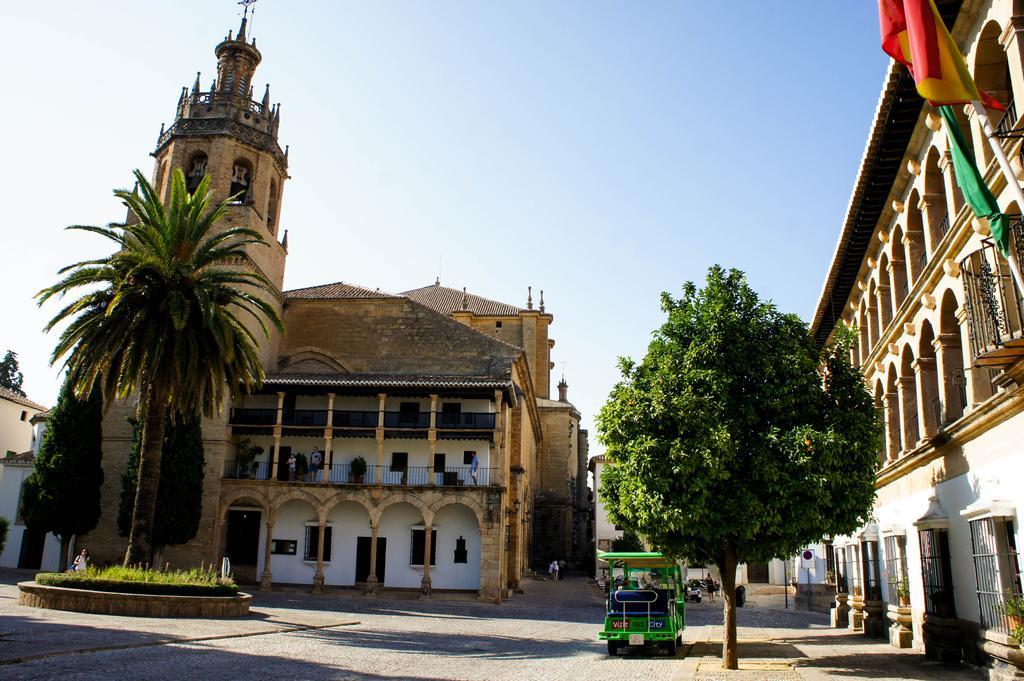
[20,383,104,571]
[37,168,283,565]
[0,350,25,396]
[0,517,9,555]
[598,267,880,669]
[118,413,205,553]
[610,529,643,553]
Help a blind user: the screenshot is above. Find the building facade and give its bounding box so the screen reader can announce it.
[812,0,1024,676]
[80,18,590,602]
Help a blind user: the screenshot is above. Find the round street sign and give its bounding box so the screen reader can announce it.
[801,549,814,562]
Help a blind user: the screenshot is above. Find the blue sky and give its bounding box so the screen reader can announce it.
[0,1,889,448]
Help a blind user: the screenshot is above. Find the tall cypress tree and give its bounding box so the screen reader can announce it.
[118,413,205,556]
[0,350,26,396]
[21,384,104,570]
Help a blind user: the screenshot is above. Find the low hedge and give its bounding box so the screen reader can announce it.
[35,572,239,598]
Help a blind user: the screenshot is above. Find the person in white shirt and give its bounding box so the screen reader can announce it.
[72,549,89,572]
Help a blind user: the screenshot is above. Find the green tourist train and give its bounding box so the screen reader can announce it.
[598,552,685,656]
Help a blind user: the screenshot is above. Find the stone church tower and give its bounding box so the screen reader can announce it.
[85,17,290,567]
[150,14,289,365]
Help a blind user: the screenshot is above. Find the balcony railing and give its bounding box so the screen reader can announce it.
[224,461,494,486]
[229,408,277,426]
[383,412,431,428]
[332,410,378,428]
[960,219,1024,367]
[935,213,951,243]
[229,409,497,431]
[437,412,496,429]
[224,460,272,480]
[994,99,1019,138]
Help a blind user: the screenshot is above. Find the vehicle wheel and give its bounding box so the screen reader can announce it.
[607,640,619,656]
[666,636,678,656]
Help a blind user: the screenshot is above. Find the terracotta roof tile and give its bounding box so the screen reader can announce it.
[3,450,35,464]
[402,283,524,317]
[285,281,400,300]
[0,387,46,411]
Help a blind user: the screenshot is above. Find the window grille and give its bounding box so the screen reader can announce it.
[834,546,848,593]
[862,540,882,600]
[919,528,956,617]
[969,517,1022,633]
[883,535,908,601]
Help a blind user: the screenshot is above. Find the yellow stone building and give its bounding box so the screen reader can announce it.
[82,18,591,602]
[813,0,1024,675]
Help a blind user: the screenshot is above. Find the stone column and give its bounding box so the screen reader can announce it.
[375,393,386,484]
[897,376,917,453]
[848,544,865,632]
[933,334,963,425]
[912,357,939,442]
[260,518,275,591]
[903,232,926,288]
[313,520,326,593]
[428,394,438,485]
[956,307,989,408]
[876,284,892,334]
[420,524,433,596]
[884,390,901,462]
[325,393,335,482]
[366,522,380,595]
[271,391,285,480]
[937,152,964,217]
[919,193,948,254]
[478,509,503,604]
[888,257,908,312]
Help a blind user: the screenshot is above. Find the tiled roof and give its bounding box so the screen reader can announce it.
[263,373,511,390]
[402,283,524,317]
[3,450,35,465]
[284,281,400,300]
[0,387,46,411]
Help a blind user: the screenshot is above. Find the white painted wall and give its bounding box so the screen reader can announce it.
[591,460,622,564]
[0,397,40,458]
[431,504,481,590]
[0,462,61,570]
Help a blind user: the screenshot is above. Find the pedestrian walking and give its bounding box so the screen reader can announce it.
[73,549,89,572]
[705,576,716,603]
[548,560,557,580]
[287,452,297,481]
[469,451,479,485]
[309,447,323,482]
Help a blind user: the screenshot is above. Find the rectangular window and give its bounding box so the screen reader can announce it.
[883,535,909,601]
[919,528,956,617]
[20,411,27,421]
[390,452,408,473]
[835,547,848,593]
[463,451,475,465]
[824,540,836,582]
[433,453,445,473]
[303,525,332,562]
[969,517,1022,633]
[271,540,297,555]
[495,321,502,329]
[399,402,420,425]
[410,528,437,566]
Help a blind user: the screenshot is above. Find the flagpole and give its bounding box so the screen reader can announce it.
[970,100,1024,294]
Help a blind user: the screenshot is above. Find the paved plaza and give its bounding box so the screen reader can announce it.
[0,570,984,680]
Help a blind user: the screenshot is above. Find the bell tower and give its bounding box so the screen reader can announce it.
[150,13,289,364]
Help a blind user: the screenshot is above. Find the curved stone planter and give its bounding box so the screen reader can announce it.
[18,581,252,618]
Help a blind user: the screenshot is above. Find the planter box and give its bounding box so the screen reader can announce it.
[18,581,252,618]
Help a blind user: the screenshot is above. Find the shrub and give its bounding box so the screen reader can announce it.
[35,565,238,597]
[350,456,367,477]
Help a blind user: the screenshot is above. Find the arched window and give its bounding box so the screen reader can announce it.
[917,321,940,436]
[938,290,967,423]
[890,225,909,311]
[878,253,894,332]
[885,364,902,461]
[185,152,208,194]
[873,381,886,465]
[923,147,950,248]
[899,346,919,450]
[230,159,254,204]
[858,301,870,362]
[267,178,279,233]
[867,280,880,347]
[973,21,1014,166]
[905,189,927,283]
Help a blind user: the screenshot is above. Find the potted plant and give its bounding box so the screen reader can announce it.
[1003,592,1024,631]
[350,456,367,483]
[895,578,910,606]
[235,439,264,479]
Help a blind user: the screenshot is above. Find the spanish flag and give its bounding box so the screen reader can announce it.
[879,0,1003,109]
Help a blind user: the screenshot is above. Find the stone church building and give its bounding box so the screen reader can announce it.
[82,17,590,601]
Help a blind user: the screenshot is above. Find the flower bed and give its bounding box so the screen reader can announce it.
[35,565,238,597]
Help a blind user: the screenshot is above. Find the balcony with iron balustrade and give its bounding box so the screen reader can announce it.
[960,218,1024,368]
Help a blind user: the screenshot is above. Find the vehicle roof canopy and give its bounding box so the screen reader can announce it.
[598,552,675,569]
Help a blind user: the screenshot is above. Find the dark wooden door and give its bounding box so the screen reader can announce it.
[355,536,387,583]
[747,561,770,583]
[17,527,45,569]
[225,510,261,566]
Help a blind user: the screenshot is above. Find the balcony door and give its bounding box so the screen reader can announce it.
[276,446,292,481]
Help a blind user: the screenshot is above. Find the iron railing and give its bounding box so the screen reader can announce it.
[223,463,498,486]
[436,412,497,429]
[332,410,379,428]
[935,212,951,243]
[931,397,944,428]
[969,517,1022,633]
[223,459,271,480]
[920,528,957,617]
[994,99,1019,138]
[283,409,328,427]
[229,408,277,426]
[229,409,497,430]
[960,219,1024,361]
[383,412,431,428]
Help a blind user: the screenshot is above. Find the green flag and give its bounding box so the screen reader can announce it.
[939,105,1009,255]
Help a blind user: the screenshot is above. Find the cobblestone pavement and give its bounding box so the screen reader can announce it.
[0,570,987,680]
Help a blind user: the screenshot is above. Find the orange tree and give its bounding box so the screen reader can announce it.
[38,169,282,566]
[598,266,879,669]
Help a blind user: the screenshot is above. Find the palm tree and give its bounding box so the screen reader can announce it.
[38,168,283,566]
